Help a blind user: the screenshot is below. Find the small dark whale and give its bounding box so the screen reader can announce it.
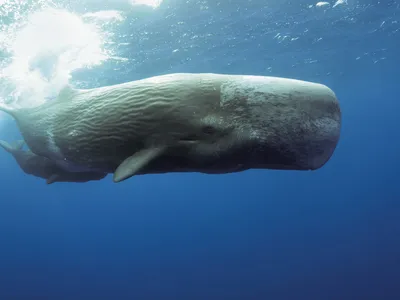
[0,139,106,184]
[0,73,341,183]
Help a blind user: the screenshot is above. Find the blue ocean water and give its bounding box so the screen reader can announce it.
[0,0,399,299]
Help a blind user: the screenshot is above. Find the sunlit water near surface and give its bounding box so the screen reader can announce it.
[0,0,399,299]
[0,0,397,110]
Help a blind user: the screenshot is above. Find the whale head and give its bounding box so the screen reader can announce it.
[178,75,342,173]
[111,74,341,181]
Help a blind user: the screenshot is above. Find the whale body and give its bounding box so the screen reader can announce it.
[0,73,341,183]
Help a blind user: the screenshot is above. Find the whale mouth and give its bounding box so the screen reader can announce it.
[308,132,341,170]
[309,98,342,166]
[290,113,341,171]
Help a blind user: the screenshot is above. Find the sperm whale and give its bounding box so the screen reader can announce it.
[0,73,341,183]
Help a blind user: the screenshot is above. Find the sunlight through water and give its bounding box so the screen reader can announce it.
[0,2,120,127]
[0,0,165,129]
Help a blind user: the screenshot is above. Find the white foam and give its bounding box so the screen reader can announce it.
[333,0,347,8]
[130,0,163,9]
[0,4,122,130]
[315,2,330,7]
[83,10,125,22]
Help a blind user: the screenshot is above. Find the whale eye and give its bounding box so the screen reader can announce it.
[202,125,217,135]
[180,125,218,143]
[181,134,200,142]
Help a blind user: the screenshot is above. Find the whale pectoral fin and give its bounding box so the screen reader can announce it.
[46,174,60,184]
[113,147,165,183]
[0,139,25,153]
[0,140,13,153]
[13,140,25,150]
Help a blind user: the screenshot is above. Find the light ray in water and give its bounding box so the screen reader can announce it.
[0,4,119,125]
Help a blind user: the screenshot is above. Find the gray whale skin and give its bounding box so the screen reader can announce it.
[0,73,341,184]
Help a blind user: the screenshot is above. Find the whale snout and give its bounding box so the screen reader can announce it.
[224,76,342,171]
[306,113,341,170]
[289,82,342,170]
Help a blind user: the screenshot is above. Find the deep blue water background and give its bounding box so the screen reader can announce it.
[1,0,399,299]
